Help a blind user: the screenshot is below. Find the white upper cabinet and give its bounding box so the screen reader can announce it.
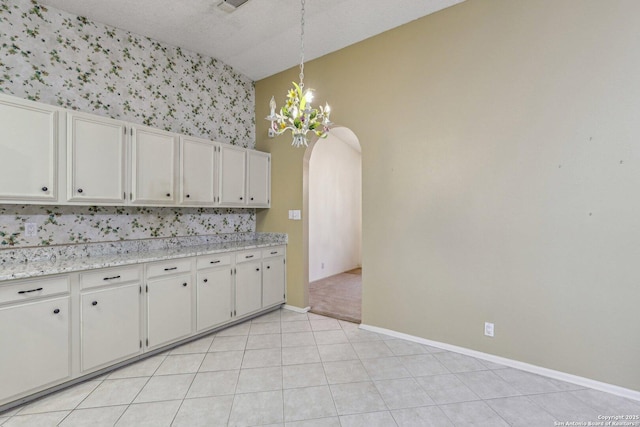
[180,136,218,205]
[131,126,178,205]
[219,145,246,206]
[247,150,270,207]
[67,112,127,204]
[0,94,272,208]
[0,95,59,202]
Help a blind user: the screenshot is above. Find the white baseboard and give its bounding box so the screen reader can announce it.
[359,323,640,402]
[282,304,310,313]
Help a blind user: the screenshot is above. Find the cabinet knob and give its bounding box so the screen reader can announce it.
[41,186,48,192]
[182,282,188,287]
[239,196,243,200]
[92,301,98,306]
[77,188,83,193]
[166,193,171,197]
[186,194,190,198]
[250,197,254,201]
[203,278,208,283]
[256,268,260,272]
[53,308,60,314]
[267,266,271,269]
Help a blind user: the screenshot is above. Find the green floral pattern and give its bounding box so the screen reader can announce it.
[0,205,255,247]
[0,0,258,249]
[0,0,254,145]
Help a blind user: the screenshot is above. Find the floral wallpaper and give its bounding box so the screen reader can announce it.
[0,0,259,249]
[0,205,254,247]
[0,0,254,145]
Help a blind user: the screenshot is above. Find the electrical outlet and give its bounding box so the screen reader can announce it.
[484,322,495,337]
[25,223,38,237]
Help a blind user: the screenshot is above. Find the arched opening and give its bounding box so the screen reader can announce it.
[303,127,362,323]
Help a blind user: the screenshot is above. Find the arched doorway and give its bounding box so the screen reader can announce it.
[303,127,362,323]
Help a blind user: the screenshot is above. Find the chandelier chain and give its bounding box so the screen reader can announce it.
[299,0,305,88]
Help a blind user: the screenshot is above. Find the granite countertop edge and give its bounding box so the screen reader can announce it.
[0,237,286,282]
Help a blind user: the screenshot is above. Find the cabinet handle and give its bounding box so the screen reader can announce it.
[53,308,60,314]
[103,275,121,281]
[41,186,48,192]
[164,267,177,271]
[203,279,208,283]
[166,193,171,197]
[92,301,98,306]
[77,188,83,193]
[210,260,220,264]
[182,282,188,287]
[270,251,278,255]
[18,287,43,294]
[245,255,254,259]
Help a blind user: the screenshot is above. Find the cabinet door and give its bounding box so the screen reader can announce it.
[0,297,70,402]
[197,267,232,331]
[0,96,58,202]
[262,257,285,308]
[235,261,262,317]
[180,137,217,205]
[219,145,246,206]
[81,284,141,372]
[247,150,270,207]
[131,126,178,205]
[67,113,126,203]
[147,275,193,348]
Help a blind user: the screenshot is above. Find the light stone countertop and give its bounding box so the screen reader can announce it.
[0,234,286,282]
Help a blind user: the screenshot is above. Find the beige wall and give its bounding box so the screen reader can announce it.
[256,0,640,391]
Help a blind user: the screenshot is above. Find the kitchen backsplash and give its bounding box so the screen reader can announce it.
[0,205,255,247]
[0,0,258,249]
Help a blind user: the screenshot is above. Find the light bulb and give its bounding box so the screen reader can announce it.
[305,90,314,102]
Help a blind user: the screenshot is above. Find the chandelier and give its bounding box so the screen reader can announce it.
[265,0,332,147]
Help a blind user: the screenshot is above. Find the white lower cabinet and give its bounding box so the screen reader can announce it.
[262,256,286,308]
[146,274,193,349]
[235,252,263,318]
[80,284,142,372]
[0,296,70,402]
[197,266,232,331]
[0,244,286,410]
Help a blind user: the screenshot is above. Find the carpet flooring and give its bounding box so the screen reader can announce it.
[309,269,362,323]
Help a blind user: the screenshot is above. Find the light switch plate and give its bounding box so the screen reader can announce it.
[292,210,301,220]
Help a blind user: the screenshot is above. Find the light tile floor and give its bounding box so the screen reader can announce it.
[1,308,639,426]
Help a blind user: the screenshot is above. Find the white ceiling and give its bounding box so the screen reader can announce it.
[38,0,463,81]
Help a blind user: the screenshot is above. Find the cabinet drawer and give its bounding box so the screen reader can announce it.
[0,276,69,305]
[262,247,285,258]
[146,258,192,279]
[235,250,261,264]
[196,254,231,270]
[80,265,142,290]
